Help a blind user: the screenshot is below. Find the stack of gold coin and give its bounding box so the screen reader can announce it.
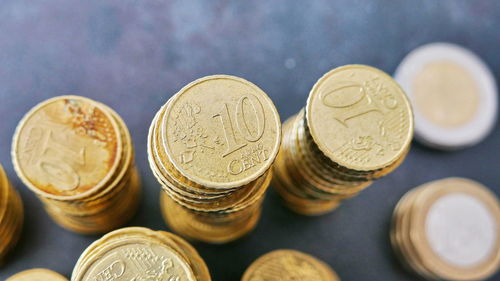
[148,75,281,243]
[273,65,414,215]
[242,249,340,281]
[0,164,23,263]
[391,178,500,281]
[12,96,140,234]
[71,227,211,281]
[7,268,68,281]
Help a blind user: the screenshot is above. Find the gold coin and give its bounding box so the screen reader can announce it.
[306,64,413,171]
[162,75,281,189]
[242,249,340,281]
[72,227,202,281]
[74,237,196,281]
[6,268,68,281]
[12,95,122,200]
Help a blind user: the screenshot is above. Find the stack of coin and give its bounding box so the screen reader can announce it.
[273,65,414,215]
[242,249,340,281]
[12,96,140,234]
[391,178,500,281]
[0,164,23,263]
[148,75,281,243]
[71,227,211,281]
[7,268,68,281]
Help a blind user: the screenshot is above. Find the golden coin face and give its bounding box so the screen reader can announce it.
[163,75,281,189]
[78,240,196,281]
[242,249,339,281]
[12,96,122,198]
[6,268,68,281]
[306,65,413,171]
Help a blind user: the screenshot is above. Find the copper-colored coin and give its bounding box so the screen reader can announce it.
[12,95,122,200]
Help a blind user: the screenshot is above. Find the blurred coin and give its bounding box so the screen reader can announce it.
[394,42,497,149]
[391,178,500,281]
[242,249,340,281]
[6,268,68,281]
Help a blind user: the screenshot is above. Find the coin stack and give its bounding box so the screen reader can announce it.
[148,75,281,243]
[391,178,500,281]
[71,227,211,281]
[7,268,68,281]
[242,249,340,281]
[12,96,140,234]
[273,65,414,215]
[0,164,23,263]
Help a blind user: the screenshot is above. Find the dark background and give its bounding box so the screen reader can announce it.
[0,0,499,280]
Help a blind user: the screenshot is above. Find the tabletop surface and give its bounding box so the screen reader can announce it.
[0,1,499,280]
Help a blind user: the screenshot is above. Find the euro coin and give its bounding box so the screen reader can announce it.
[242,249,340,281]
[391,178,500,281]
[148,75,280,243]
[394,42,497,149]
[6,268,68,281]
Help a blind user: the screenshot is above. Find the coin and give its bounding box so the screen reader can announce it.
[72,227,211,281]
[306,64,413,172]
[11,95,140,234]
[12,96,122,199]
[0,163,24,263]
[391,178,500,281]
[394,42,497,149]
[6,268,68,281]
[242,249,340,281]
[273,65,413,215]
[149,75,280,243]
[163,75,281,189]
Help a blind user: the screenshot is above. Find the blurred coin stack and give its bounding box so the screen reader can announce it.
[71,227,211,281]
[391,178,500,281]
[273,65,414,215]
[148,75,281,243]
[7,268,68,281]
[242,249,340,281]
[0,164,23,263]
[12,96,140,234]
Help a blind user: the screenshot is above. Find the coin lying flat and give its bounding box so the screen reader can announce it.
[307,64,413,172]
[6,268,68,281]
[72,227,211,281]
[163,75,281,189]
[394,42,497,149]
[242,249,340,281]
[391,178,500,281]
[12,96,121,199]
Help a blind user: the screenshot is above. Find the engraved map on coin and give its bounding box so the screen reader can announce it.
[163,75,281,188]
[13,96,121,197]
[307,65,413,171]
[81,244,195,281]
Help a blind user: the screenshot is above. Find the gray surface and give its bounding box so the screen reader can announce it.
[0,0,499,280]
